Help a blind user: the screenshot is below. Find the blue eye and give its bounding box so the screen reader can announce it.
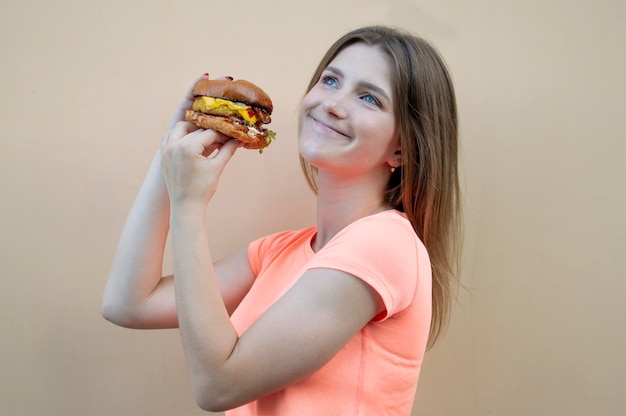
[321,75,338,88]
[362,94,381,107]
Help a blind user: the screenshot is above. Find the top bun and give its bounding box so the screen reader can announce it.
[192,79,273,113]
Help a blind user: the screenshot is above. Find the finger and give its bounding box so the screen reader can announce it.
[201,136,230,157]
[161,122,197,155]
[209,138,239,167]
[160,126,176,153]
[176,127,224,157]
[167,73,210,131]
[186,128,237,160]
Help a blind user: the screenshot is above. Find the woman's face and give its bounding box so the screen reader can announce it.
[298,43,399,178]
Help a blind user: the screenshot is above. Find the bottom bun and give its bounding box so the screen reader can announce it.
[185,110,270,150]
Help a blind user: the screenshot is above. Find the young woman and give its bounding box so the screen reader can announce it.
[102,25,461,415]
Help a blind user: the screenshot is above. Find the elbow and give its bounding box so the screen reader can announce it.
[100,300,127,327]
[101,281,126,326]
[192,378,245,413]
[100,279,144,328]
[193,384,230,413]
[100,296,137,328]
[196,396,240,414]
[196,398,227,414]
[194,392,229,413]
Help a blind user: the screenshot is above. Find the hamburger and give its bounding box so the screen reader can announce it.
[185,78,276,151]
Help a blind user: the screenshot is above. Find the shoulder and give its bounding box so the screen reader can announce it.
[343,210,419,242]
[326,210,425,259]
[250,227,316,253]
[248,227,316,274]
[308,211,430,318]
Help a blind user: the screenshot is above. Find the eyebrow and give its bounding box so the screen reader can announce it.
[324,66,392,103]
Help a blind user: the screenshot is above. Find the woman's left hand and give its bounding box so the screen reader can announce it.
[160,121,239,210]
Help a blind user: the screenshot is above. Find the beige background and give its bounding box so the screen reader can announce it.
[1,1,624,415]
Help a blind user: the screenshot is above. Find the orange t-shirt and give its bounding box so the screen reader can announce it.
[227,210,432,415]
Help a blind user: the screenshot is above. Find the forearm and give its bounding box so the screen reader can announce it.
[169,207,240,409]
[102,152,172,326]
[169,213,383,412]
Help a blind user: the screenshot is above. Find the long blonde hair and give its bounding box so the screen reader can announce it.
[300,26,462,348]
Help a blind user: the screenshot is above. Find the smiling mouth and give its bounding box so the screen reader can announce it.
[311,116,350,138]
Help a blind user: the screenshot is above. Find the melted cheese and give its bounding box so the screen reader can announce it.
[192,97,257,124]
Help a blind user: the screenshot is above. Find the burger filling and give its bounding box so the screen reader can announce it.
[190,95,276,151]
[193,96,265,124]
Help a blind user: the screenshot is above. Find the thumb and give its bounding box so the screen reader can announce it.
[168,73,209,131]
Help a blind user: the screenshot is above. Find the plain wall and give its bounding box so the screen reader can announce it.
[1,1,624,415]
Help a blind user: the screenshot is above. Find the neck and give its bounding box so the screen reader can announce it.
[312,170,390,252]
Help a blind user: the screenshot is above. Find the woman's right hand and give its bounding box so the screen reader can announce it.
[167,73,209,132]
[101,73,249,330]
[100,75,210,328]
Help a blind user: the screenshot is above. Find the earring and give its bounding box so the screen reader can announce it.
[390,166,396,173]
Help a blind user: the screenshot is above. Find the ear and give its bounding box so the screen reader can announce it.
[386,147,403,169]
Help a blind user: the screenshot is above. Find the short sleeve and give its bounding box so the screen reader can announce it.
[248,227,317,277]
[305,212,426,320]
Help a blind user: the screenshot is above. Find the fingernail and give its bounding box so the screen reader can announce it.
[202,72,209,78]
[225,76,234,81]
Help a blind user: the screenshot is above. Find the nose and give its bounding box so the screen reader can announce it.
[321,92,348,119]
